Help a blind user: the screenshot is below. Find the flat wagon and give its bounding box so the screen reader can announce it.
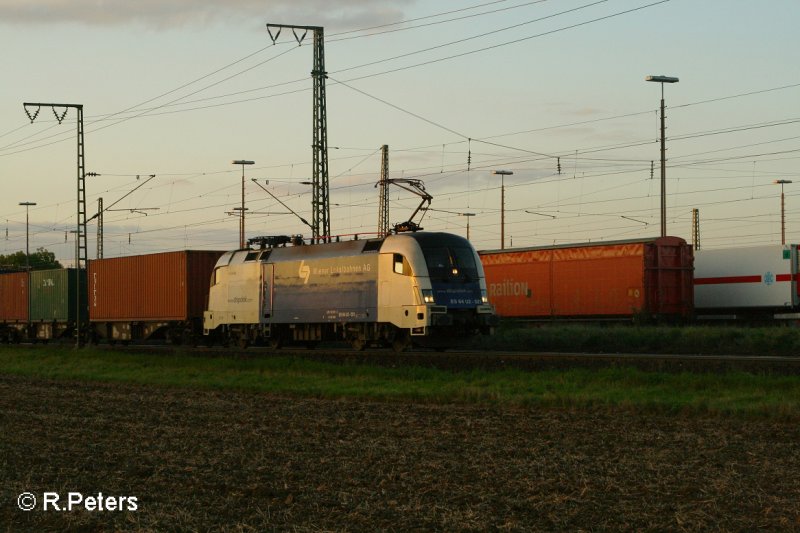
[89,250,225,343]
[478,236,693,321]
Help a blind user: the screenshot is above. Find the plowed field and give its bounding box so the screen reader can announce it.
[2,375,799,531]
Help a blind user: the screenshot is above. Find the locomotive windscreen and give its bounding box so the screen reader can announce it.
[411,233,479,281]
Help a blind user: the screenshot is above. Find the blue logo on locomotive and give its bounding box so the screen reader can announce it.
[430,284,483,308]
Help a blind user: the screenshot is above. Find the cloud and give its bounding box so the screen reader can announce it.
[0,0,414,31]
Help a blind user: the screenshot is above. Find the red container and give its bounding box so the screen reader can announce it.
[0,272,29,322]
[89,250,224,322]
[479,237,693,319]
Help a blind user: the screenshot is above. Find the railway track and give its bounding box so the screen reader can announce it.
[16,342,798,375]
[284,349,800,375]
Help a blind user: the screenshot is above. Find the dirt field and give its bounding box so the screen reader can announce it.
[1,374,799,532]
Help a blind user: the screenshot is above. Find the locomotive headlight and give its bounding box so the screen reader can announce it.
[422,289,435,304]
[481,289,489,304]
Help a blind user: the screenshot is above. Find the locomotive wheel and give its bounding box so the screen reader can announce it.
[166,331,183,346]
[350,337,366,351]
[391,332,410,353]
[268,336,283,350]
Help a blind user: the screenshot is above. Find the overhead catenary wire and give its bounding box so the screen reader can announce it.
[5,2,799,252]
[0,0,668,156]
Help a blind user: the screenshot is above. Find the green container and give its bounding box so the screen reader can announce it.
[29,269,87,323]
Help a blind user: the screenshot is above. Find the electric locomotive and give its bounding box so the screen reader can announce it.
[203,232,497,350]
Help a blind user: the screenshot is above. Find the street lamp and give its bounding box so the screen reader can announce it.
[232,160,255,248]
[775,179,792,245]
[18,201,36,269]
[492,170,513,249]
[646,75,679,237]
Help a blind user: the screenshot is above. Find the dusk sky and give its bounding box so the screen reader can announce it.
[1,0,799,264]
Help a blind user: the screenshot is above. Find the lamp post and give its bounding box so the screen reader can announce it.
[492,170,513,249]
[775,179,792,245]
[646,75,679,237]
[232,160,255,248]
[18,201,36,269]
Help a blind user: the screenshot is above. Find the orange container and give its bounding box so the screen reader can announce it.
[0,271,29,322]
[89,250,224,322]
[479,237,693,319]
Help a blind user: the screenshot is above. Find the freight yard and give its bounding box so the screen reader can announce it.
[2,1,800,531]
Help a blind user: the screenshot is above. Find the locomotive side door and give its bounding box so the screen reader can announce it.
[261,263,274,323]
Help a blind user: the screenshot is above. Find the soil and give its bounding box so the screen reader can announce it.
[1,375,799,532]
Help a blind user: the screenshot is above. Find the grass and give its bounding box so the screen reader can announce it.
[1,346,799,418]
[479,323,800,356]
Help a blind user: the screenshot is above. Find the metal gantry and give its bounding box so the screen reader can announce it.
[24,102,88,270]
[267,23,330,243]
[378,145,390,237]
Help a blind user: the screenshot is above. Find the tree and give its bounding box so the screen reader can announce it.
[0,247,63,270]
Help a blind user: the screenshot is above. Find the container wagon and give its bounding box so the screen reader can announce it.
[89,250,225,343]
[29,268,87,341]
[694,244,799,319]
[0,271,29,342]
[478,236,693,321]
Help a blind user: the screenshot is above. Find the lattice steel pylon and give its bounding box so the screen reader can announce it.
[23,102,87,345]
[97,197,103,259]
[692,208,700,251]
[267,23,330,243]
[378,145,390,237]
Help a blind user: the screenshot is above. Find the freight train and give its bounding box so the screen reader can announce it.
[4,235,798,346]
[0,231,497,350]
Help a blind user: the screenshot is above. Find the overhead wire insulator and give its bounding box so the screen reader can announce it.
[292,28,309,45]
[23,105,40,123]
[267,26,281,44]
[51,106,68,124]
